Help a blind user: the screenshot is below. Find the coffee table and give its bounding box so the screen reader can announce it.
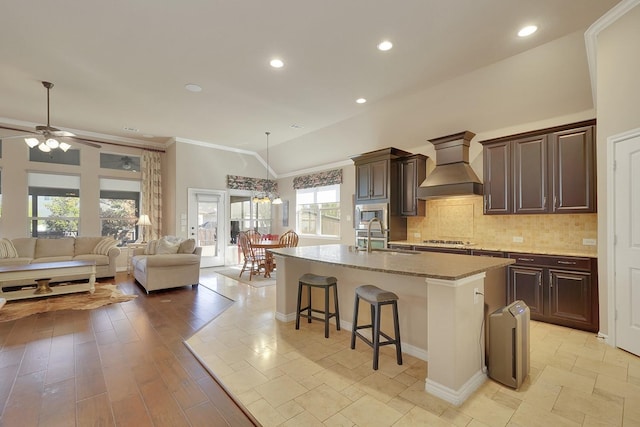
[0,260,96,301]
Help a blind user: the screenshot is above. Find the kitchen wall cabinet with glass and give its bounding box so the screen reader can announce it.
[480,120,596,215]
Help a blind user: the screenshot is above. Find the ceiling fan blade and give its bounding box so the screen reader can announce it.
[0,124,39,135]
[66,136,102,149]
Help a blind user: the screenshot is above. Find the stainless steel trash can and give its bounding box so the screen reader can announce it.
[488,300,530,389]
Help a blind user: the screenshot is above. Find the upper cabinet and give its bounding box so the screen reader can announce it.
[480,120,596,215]
[356,159,389,201]
[397,154,427,216]
[351,148,427,216]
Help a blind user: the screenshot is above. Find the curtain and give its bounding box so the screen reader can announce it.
[142,151,162,240]
[293,168,343,189]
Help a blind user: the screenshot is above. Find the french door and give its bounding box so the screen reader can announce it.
[188,189,226,268]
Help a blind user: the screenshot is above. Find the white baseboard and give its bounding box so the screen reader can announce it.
[425,369,487,406]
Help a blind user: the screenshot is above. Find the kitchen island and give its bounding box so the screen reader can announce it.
[270,244,514,405]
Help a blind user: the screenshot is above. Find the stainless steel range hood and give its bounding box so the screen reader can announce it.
[417,130,483,199]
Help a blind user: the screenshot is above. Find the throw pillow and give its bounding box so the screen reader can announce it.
[0,238,19,259]
[92,238,117,255]
[145,240,159,255]
[156,237,180,254]
[178,238,196,254]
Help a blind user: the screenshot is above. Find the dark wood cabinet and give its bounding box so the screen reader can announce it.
[356,159,388,201]
[483,141,511,214]
[513,134,548,214]
[398,154,427,216]
[413,246,470,255]
[352,148,412,203]
[480,120,596,215]
[549,125,596,213]
[507,253,598,332]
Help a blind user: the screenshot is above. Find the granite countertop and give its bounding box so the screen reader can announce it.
[270,244,514,281]
[389,241,597,258]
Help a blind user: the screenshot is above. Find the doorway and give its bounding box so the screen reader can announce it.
[610,128,640,356]
[188,188,226,268]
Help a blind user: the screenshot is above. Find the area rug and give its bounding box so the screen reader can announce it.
[213,266,276,288]
[0,283,137,322]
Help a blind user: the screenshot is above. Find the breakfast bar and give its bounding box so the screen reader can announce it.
[270,244,514,405]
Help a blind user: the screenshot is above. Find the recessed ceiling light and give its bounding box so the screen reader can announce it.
[185,83,202,92]
[377,40,393,51]
[518,25,538,37]
[356,98,367,104]
[270,59,284,68]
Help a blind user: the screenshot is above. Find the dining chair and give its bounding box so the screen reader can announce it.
[245,229,262,244]
[238,231,265,280]
[278,230,299,247]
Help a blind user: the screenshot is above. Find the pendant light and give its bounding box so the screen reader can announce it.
[253,132,282,204]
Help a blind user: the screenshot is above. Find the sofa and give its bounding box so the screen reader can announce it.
[0,236,120,282]
[131,237,202,293]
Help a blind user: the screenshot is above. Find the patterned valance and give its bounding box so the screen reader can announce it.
[293,168,343,190]
[227,175,277,192]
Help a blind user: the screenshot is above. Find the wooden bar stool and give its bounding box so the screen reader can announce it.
[350,284,402,370]
[295,273,340,338]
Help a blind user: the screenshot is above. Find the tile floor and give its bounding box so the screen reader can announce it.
[187,269,640,426]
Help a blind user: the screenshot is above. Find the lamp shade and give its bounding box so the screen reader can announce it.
[136,214,152,226]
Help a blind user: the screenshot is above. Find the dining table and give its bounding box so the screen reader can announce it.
[250,240,285,278]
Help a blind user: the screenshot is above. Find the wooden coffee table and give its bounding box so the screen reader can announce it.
[0,260,96,301]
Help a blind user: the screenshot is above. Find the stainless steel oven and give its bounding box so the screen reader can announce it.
[354,203,388,230]
[354,203,389,249]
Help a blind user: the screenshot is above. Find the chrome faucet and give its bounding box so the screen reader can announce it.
[366,217,383,253]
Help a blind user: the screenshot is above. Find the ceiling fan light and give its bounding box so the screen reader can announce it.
[46,138,59,149]
[59,142,71,152]
[38,143,51,152]
[25,138,40,148]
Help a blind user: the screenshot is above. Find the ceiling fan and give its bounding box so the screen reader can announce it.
[0,81,102,151]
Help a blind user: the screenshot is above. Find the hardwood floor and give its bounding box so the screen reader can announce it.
[0,272,258,427]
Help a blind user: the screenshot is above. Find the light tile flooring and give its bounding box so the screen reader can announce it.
[187,269,640,426]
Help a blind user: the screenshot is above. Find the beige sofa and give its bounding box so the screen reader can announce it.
[131,237,201,293]
[0,236,120,281]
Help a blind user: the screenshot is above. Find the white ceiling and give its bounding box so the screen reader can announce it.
[0,0,619,174]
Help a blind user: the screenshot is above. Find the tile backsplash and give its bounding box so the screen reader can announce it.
[406,196,597,257]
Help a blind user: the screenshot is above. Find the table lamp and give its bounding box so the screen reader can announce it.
[136,214,152,243]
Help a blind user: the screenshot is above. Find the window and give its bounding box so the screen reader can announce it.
[229,195,272,240]
[100,153,141,172]
[29,147,80,165]
[28,173,80,238]
[100,179,140,246]
[296,184,340,237]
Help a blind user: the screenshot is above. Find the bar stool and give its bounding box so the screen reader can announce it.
[295,273,340,338]
[350,284,402,370]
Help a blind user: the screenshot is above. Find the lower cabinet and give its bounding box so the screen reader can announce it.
[507,253,598,332]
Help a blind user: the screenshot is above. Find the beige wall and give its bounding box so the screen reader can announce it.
[595,3,640,335]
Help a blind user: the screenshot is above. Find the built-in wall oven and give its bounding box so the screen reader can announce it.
[354,203,389,250]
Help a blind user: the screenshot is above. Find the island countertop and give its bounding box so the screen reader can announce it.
[270,244,514,280]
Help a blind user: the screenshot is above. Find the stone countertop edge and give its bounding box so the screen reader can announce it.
[270,244,514,281]
[389,241,597,258]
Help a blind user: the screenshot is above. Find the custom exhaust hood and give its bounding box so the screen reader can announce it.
[417,130,483,199]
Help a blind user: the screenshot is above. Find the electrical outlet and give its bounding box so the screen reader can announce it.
[583,238,597,246]
[512,236,524,243]
[413,233,421,238]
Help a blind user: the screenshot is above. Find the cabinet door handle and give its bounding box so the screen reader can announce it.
[543,196,547,209]
[538,275,542,287]
[554,196,558,209]
[518,258,535,262]
[557,260,577,265]
[484,195,488,211]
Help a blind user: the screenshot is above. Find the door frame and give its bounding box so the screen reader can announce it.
[187,188,227,268]
[606,126,640,348]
